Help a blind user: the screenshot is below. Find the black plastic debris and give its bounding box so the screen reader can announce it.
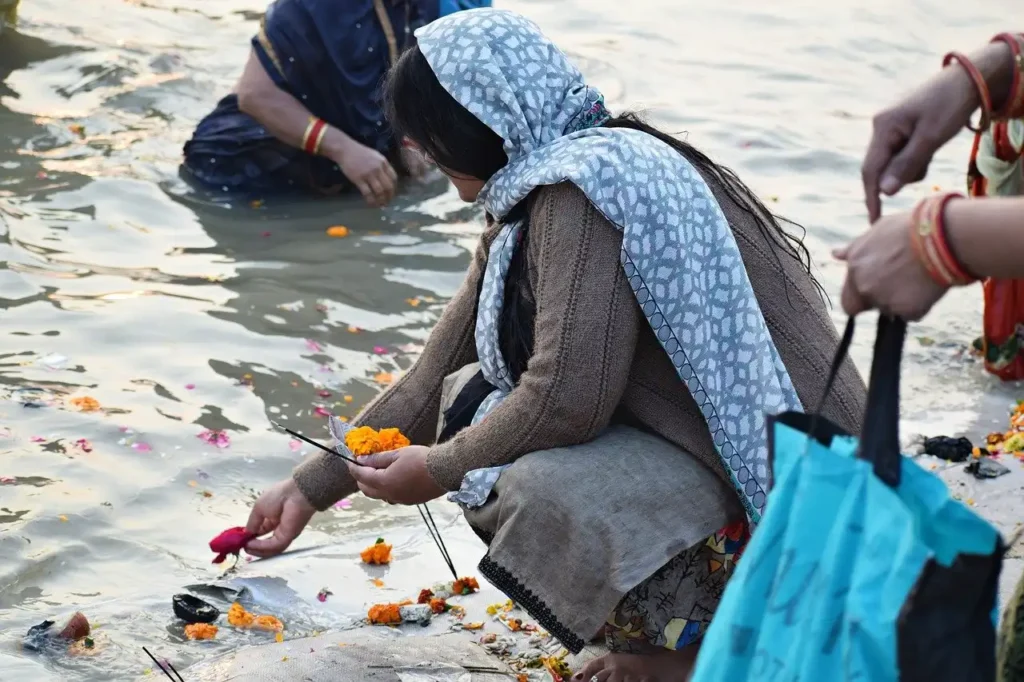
[172,594,220,624]
[22,620,55,652]
[923,436,974,462]
[965,456,1011,480]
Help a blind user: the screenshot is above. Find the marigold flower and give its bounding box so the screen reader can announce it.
[367,603,402,625]
[252,615,284,632]
[227,602,255,628]
[417,589,434,604]
[184,623,218,640]
[345,426,381,455]
[360,538,392,565]
[428,598,448,614]
[70,396,101,412]
[377,428,410,451]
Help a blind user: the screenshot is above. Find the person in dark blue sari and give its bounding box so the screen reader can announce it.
[180,0,490,206]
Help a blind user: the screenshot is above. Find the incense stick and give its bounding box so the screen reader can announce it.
[272,422,459,580]
[143,647,184,682]
[273,422,363,466]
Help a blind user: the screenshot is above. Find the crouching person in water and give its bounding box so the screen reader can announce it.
[244,9,865,681]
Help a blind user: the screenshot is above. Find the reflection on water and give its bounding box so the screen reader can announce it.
[0,0,1018,678]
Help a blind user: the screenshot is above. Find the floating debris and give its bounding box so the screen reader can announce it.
[227,602,283,632]
[326,226,350,238]
[373,372,394,386]
[316,588,332,603]
[69,396,101,412]
[73,438,93,453]
[173,595,220,624]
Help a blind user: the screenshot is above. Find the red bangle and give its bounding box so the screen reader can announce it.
[944,51,993,133]
[909,193,976,287]
[302,117,328,155]
[990,33,1024,120]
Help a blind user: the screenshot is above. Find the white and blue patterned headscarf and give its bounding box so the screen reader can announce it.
[418,9,802,524]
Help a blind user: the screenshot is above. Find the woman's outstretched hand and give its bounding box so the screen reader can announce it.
[346,445,446,506]
[861,67,980,222]
[244,478,317,558]
[834,212,949,320]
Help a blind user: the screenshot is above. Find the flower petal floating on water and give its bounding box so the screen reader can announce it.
[131,442,152,453]
[185,383,196,390]
[316,588,332,603]
[197,429,230,448]
[30,436,45,443]
[74,438,92,453]
[347,326,361,334]
[344,396,354,403]
[326,226,350,238]
[333,499,353,510]
[373,372,394,386]
[0,476,14,484]
[59,515,68,522]
[313,406,331,418]
[69,396,101,412]
[373,346,387,355]
[305,339,324,352]
[289,439,303,452]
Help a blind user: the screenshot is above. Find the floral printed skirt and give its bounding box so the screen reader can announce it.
[605,520,750,652]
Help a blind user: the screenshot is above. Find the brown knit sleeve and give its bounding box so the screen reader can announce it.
[425,183,642,491]
[291,237,485,510]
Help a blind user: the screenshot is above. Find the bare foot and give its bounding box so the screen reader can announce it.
[573,648,697,682]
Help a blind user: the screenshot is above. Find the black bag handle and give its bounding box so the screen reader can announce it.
[814,315,907,488]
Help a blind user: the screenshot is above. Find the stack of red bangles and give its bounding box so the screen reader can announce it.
[302,116,329,155]
[909,192,976,288]
[944,32,1024,133]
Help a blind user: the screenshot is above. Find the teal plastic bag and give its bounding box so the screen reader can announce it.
[691,317,1003,682]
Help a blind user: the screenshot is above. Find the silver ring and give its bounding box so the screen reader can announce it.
[590,677,599,682]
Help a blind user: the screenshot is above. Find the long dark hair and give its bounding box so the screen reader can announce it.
[385,46,823,381]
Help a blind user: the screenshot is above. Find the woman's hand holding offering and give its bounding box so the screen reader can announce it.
[244,478,317,558]
[346,445,446,506]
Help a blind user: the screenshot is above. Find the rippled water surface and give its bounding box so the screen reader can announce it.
[0,0,1019,678]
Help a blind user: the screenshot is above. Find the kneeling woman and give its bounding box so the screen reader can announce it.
[245,9,865,680]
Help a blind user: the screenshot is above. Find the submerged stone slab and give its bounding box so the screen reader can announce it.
[186,630,517,682]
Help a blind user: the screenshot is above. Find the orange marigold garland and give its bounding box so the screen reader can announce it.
[226,602,283,633]
[360,537,392,565]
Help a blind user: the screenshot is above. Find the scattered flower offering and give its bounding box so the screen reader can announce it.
[74,438,93,452]
[197,429,231,448]
[360,538,392,565]
[69,396,101,412]
[227,603,283,632]
[317,588,332,603]
[209,527,256,564]
[367,602,408,625]
[326,226,350,238]
[184,623,218,640]
[373,372,394,386]
[345,427,410,456]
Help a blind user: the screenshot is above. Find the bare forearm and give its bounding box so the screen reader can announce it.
[970,41,1015,114]
[945,197,1024,278]
[236,49,356,158]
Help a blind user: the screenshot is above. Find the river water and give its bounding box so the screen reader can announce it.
[0,0,1019,679]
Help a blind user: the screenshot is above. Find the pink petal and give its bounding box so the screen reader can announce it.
[318,390,332,398]
[198,429,231,448]
[185,384,196,390]
[313,406,331,418]
[305,339,324,352]
[31,436,45,443]
[0,476,15,484]
[334,499,353,510]
[289,439,303,452]
[373,346,387,355]
[132,442,152,452]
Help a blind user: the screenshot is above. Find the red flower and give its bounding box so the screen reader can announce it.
[209,526,256,564]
